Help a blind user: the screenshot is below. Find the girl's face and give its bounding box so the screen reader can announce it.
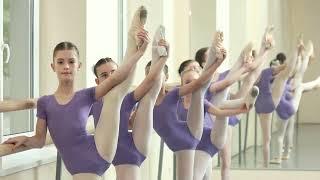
[95,62,118,85]
[182,70,200,86]
[181,70,199,101]
[51,49,81,82]
[185,61,201,72]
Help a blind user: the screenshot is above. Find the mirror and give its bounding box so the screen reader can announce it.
[189,0,320,170]
[123,0,320,174]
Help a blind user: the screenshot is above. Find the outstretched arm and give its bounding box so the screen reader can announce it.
[206,102,249,117]
[0,99,37,113]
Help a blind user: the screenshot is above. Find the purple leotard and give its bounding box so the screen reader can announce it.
[177,98,213,128]
[37,87,109,176]
[196,127,219,157]
[153,88,201,152]
[276,80,295,120]
[90,92,146,166]
[177,99,219,157]
[254,68,275,114]
[228,116,240,127]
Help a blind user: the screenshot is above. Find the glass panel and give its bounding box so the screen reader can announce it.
[3,0,34,135]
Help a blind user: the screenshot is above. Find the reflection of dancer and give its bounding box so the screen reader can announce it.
[193,36,261,180]
[153,31,226,180]
[255,39,302,167]
[91,25,169,180]
[177,59,258,180]
[3,6,148,180]
[192,27,274,180]
[194,48,243,180]
[271,40,319,164]
[215,27,275,166]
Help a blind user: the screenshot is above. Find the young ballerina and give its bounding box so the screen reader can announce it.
[194,47,242,180]
[192,42,262,180]
[177,62,259,180]
[90,25,169,180]
[196,27,274,175]
[254,38,304,167]
[3,6,148,180]
[271,39,320,164]
[152,31,229,180]
[190,26,275,179]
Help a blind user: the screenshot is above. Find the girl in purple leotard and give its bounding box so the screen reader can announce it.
[271,39,320,164]
[254,46,301,167]
[180,38,260,180]
[187,27,275,180]
[4,6,149,180]
[153,31,228,180]
[90,25,169,180]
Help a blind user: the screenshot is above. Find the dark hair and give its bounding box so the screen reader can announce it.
[145,61,168,75]
[178,59,199,75]
[53,41,80,59]
[276,53,286,64]
[93,57,118,77]
[269,53,286,67]
[195,47,208,68]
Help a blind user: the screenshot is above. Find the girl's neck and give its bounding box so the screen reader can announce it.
[55,81,75,96]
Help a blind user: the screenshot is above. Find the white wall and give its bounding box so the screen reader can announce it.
[190,0,216,59]
[39,0,86,95]
[86,0,119,87]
